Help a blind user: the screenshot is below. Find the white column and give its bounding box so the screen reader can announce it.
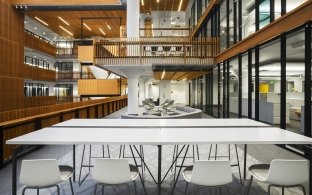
[120,67,144,114]
[127,0,140,37]
[127,76,139,114]
[138,78,146,106]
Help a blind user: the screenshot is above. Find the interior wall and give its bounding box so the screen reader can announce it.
[171,81,187,104]
[0,0,24,111]
[159,80,171,104]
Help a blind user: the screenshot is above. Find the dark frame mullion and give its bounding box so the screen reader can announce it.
[304,22,312,138]
[281,0,286,15]
[238,0,242,41]
[233,0,237,44]
[248,50,252,119]
[223,62,226,118]
[226,0,230,48]
[255,0,260,31]
[210,71,214,116]
[280,34,287,129]
[255,47,259,121]
[227,60,230,118]
[270,0,275,22]
[218,64,221,118]
[238,54,242,118]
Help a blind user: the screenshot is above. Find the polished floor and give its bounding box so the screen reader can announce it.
[0,107,307,195]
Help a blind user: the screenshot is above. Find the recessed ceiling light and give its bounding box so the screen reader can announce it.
[157,0,159,3]
[178,0,183,12]
[59,26,73,36]
[83,23,92,31]
[43,32,46,34]
[35,16,49,26]
[99,28,106,35]
[58,16,70,26]
[34,56,37,58]
[24,20,27,24]
[34,27,37,30]
[106,24,111,30]
[141,0,144,6]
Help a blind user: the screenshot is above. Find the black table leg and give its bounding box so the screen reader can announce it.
[244,144,247,180]
[12,147,18,195]
[73,145,76,182]
[157,145,162,195]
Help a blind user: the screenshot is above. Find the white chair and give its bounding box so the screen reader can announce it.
[20,159,74,195]
[92,158,139,195]
[246,159,308,195]
[183,160,232,194]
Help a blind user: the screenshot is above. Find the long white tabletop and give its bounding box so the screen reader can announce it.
[53,118,270,128]
[6,127,312,145]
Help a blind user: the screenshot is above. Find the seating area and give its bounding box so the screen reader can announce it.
[2,108,310,195]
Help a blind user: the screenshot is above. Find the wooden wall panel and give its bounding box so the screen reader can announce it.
[23,65,56,81]
[78,46,94,62]
[42,116,60,128]
[63,112,75,121]
[24,32,56,57]
[24,96,57,108]
[78,79,120,95]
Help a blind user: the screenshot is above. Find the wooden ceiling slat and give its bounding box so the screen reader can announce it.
[26,10,126,38]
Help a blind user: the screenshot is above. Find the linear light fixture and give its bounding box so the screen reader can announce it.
[141,0,144,6]
[58,16,69,26]
[59,26,73,36]
[107,24,111,30]
[157,0,159,3]
[35,16,48,26]
[178,0,183,12]
[99,28,106,35]
[83,23,92,31]
[161,70,165,80]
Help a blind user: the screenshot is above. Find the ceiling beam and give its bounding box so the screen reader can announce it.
[10,0,121,6]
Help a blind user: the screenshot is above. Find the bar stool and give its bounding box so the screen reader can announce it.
[172,145,199,177]
[119,145,145,177]
[78,145,111,185]
[208,144,242,183]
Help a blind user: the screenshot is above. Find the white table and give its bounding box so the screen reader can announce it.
[7,125,312,195]
[53,118,270,128]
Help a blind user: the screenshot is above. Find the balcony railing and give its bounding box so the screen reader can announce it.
[94,37,219,66]
[56,72,95,81]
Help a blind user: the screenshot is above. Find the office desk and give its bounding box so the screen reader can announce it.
[7,125,312,195]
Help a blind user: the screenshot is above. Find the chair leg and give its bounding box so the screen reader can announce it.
[192,145,195,163]
[107,145,111,158]
[268,185,272,195]
[37,188,39,195]
[184,182,189,195]
[246,175,253,195]
[56,185,60,195]
[298,185,306,195]
[133,180,137,195]
[102,185,104,195]
[208,144,213,160]
[219,187,222,195]
[171,145,176,172]
[119,145,123,158]
[94,184,98,195]
[22,187,27,195]
[102,145,105,157]
[69,177,75,195]
[215,145,218,160]
[281,187,284,195]
[79,145,86,184]
[234,144,242,183]
[88,145,92,172]
[196,145,199,160]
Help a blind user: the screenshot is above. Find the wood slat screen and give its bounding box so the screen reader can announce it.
[94,37,219,66]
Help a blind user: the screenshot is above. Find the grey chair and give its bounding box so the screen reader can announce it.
[142,99,154,111]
